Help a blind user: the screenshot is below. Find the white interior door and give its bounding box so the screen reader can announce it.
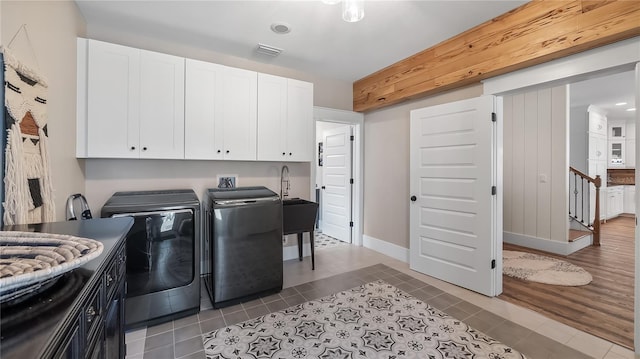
[410,96,501,297]
[322,125,352,243]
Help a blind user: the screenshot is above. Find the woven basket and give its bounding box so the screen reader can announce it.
[0,231,104,299]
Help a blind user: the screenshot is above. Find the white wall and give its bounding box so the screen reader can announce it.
[363,85,483,248]
[1,1,87,221]
[503,85,569,246]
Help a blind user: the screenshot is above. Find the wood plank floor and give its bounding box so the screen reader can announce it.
[499,217,635,349]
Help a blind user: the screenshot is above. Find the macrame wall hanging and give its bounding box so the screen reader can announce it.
[1,25,55,225]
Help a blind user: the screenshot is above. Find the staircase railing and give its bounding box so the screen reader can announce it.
[569,166,601,246]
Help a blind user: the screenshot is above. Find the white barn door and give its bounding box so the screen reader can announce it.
[410,96,501,297]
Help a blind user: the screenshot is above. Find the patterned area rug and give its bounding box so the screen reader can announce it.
[314,233,348,249]
[503,250,592,286]
[202,281,525,358]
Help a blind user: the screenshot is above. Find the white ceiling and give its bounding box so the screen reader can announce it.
[74,0,527,82]
[571,70,636,121]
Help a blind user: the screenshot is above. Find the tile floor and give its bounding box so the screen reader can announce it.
[125,244,636,359]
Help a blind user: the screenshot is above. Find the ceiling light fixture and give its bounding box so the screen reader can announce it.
[627,108,636,112]
[323,0,364,23]
[270,22,291,34]
[616,102,628,106]
[342,0,364,22]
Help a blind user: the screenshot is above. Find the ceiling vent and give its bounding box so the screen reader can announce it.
[256,43,283,57]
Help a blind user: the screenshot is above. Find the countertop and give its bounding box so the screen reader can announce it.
[0,217,133,359]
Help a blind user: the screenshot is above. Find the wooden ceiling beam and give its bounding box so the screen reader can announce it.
[353,0,640,113]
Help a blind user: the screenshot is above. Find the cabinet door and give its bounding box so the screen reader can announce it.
[219,66,257,160]
[54,316,82,358]
[607,190,616,219]
[139,50,185,159]
[609,120,625,138]
[626,138,635,168]
[257,73,287,161]
[184,59,224,160]
[626,120,636,140]
[105,281,125,359]
[588,110,607,136]
[588,134,606,161]
[286,79,314,161]
[609,140,625,166]
[87,40,140,158]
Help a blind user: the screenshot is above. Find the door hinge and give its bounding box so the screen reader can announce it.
[491,259,496,269]
[350,178,354,184]
[350,135,354,141]
[349,221,354,227]
[491,186,497,195]
[491,112,497,122]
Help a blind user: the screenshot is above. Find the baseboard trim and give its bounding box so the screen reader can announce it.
[504,231,592,255]
[363,234,409,263]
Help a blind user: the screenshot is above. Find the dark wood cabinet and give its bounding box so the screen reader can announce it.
[105,280,125,359]
[55,316,82,359]
[51,242,127,359]
[1,218,133,359]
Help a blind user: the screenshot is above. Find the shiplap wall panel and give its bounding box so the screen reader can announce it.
[511,93,526,234]
[550,86,569,241]
[523,91,538,237]
[503,96,513,231]
[504,85,568,243]
[537,89,552,240]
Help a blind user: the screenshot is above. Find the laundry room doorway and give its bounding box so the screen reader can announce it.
[313,107,364,247]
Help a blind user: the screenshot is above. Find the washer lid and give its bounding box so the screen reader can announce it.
[207,186,278,201]
[103,189,199,208]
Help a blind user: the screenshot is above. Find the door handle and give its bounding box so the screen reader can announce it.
[410,195,417,202]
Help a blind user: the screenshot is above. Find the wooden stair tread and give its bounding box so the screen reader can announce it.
[569,229,591,242]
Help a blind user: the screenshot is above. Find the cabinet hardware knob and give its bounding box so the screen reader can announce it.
[142,147,148,151]
[86,306,96,322]
[226,150,230,154]
[410,195,417,202]
[289,152,292,156]
[282,152,286,156]
[217,150,221,153]
[130,146,135,150]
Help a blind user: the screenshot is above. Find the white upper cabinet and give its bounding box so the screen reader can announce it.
[588,108,607,137]
[138,50,185,159]
[85,40,140,158]
[287,79,314,161]
[78,38,310,162]
[609,119,626,139]
[184,59,257,160]
[257,74,314,162]
[82,39,185,159]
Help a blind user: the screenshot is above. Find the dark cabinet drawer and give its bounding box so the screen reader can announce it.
[84,284,103,346]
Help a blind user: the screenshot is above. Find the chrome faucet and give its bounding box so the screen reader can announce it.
[280,165,290,199]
